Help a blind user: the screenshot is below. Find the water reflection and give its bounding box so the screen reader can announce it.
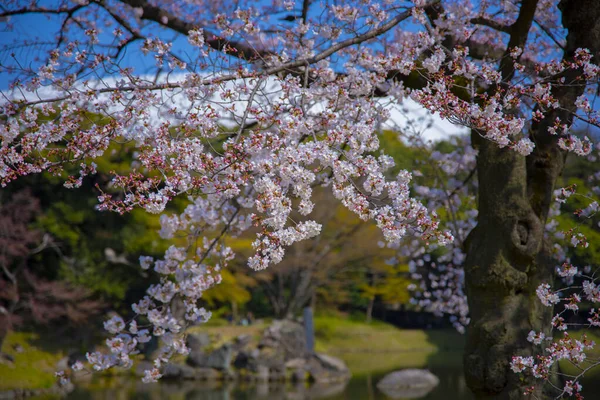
[64,363,474,400]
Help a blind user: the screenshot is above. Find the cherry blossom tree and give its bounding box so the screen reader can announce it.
[0,189,104,348]
[2,0,600,398]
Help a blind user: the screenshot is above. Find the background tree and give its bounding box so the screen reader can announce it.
[250,187,396,319]
[0,190,104,349]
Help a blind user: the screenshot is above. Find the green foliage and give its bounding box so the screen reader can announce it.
[554,156,600,268]
[378,130,422,174]
[0,332,63,390]
[5,141,168,310]
[558,330,600,379]
[202,269,256,306]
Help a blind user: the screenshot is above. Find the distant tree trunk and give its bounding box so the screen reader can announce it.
[367,373,375,400]
[263,266,315,319]
[366,296,374,324]
[231,301,238,322]
[0,263,21,351]
[0,313,13,350]
[463,2,600,398]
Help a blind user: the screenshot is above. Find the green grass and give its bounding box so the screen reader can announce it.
[189,314,464,376]
[314,315,454,353]
[186,320,268,350]
[0,316,466,390]
[313,314,465,376]
[188,315,465,376]
[0,332,64,390]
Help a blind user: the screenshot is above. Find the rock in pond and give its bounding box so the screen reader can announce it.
[162,363,198,380]
[376,369,439,399]
[306,353,351,383]
[186,332,211,352]
[233,334,252,350]
[187,343,233,370]
[260,320,306,360]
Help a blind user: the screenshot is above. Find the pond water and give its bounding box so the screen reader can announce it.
[37,350,600,399]
[63,350,475,400]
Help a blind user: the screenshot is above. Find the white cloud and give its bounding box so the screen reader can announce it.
[4,73,467,143]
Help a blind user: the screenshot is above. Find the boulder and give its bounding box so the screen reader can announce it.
[187,343,233,370]
[259,319,306,360]
[291,368,307,382]
[306,353,350,383]
[255,346,285,369]
[186,332,211,352]
[221,368,237,381]
[376,369,439,399]
[233,350,254,369]
[314,353,348,372]
[256,365,269,382]
[233,334,252,350]
[162,363,198,380]
[192,368,222,381]
[284,357,306,369]
[268,364,287,381]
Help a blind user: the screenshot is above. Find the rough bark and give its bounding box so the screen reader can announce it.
[464,138,552,399]
[463,1,600,398]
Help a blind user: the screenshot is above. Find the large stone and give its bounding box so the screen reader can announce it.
[268,364,286,382]
[314,353,348,372]
[187,343,233,370]
[291,368,307,382]
[376,369,439,399]
[306,353,351,383]
[233,350,253,369]
[233,334,251,350]
[284,358,306,369]
[162,363,198,380]
[256,365,269,382]
[186,332,211,352]
[259,319,306,360]
[256,346,285,369]
[192,368,221,380]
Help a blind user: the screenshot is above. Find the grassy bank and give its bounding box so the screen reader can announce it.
[190,314,466,376]
[0,332,64,391]
[0,314,466,390]
[313,315,465,375]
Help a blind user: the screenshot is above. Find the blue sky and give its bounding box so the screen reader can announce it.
[2,1,597,138]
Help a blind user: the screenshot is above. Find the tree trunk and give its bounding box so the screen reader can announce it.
[0,319,10,350]
[366,296,374,324]
[463,138,553,399]
[463,2,600,398]
[283,267,314,319]
[231,301,238,322]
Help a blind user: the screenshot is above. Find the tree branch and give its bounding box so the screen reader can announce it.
[471,16,511,33]
[0,5,85,18]
[117,0,271,61]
